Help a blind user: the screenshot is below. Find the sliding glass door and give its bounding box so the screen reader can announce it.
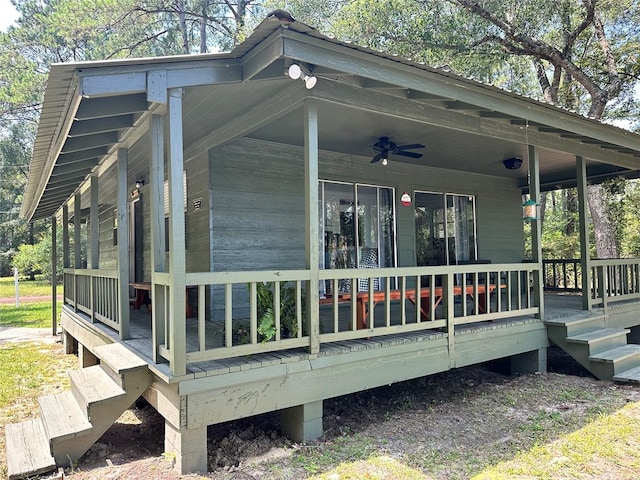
[415,191,477,266]
[320,181,396,294]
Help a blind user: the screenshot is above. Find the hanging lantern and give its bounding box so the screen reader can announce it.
[522,198,540,221]
[401,192,411,207]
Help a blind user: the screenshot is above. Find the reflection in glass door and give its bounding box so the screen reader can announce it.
[415,191,477,266]
[320,181,396,294]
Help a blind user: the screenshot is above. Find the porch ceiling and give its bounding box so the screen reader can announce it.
[22,12,640,221]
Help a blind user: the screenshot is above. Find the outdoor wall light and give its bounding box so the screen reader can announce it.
[135,179,145,189]
[503,157,523,170]
[287,64,317,89]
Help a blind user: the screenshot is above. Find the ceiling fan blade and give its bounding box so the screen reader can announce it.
[370,152,385,163]
[395,143,425,150]
[395,150,423,159]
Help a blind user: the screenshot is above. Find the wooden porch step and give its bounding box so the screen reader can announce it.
[613,365,640,384]
[589,344,640,364]
[39,390,92,442]
[544,314,606,336]
[70,365,125,418]
[94,342,148,373]
[565,328,629,355]
[5,419,55,480]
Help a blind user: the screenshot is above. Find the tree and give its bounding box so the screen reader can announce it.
[269,0,640,258]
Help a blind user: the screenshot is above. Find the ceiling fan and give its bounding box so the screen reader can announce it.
[370,136,425,164]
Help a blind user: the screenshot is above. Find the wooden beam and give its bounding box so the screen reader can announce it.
[185,83,304,157]
[167,89,187,377]
[57,147,108,164]
[116,148,130,340]
[81,72,146,97]
[304,100,320,355]
[68,115,134,137]
[51,158,99,177]
[528,145,544,320]
[61,132,118,154]
[75,94,148,120]
[576,156,591,311]
[150,114,166,363]
[241,29,284,82]
[51,215,57,336]
[90,175,99,269]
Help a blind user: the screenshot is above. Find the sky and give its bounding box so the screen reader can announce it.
[0,0,19,32]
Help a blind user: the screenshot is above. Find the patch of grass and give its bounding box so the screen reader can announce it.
[0,302,61,328]
[0,342,77,479]
[294,434,378,475]
[311,455,429,479]
[472,402,640,479]
[0,276,59,298]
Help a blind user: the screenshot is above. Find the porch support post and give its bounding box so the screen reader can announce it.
[168,88,187,376]
[444,273,455,367]
[304,99,320,355]
[117,148,131,340]
[51,215,57,336]
[164,421,207,474]
[73,193,82,314]
[62,205,69,269]
[74,193,82,269]
[89,174,99,269]
[280,400,323,442]
[576,156,592,310]
[150,113,167,363]
[528,144,544,320]
[511,347,547,374]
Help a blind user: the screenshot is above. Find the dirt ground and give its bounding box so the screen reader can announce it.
[40,347,639,480]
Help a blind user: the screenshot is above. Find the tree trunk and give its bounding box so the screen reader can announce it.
[587,183,618,259]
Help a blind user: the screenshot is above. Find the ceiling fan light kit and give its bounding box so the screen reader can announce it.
[370,135,425,165]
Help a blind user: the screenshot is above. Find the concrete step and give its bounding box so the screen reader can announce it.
[70,365,125,420]
[565,328,630,355]
[5,419,55,480]
[613,365,640,384]
[39,390,92,442]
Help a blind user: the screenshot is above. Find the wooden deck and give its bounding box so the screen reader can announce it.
[60,292,594,384]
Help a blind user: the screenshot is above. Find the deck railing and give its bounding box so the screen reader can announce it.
[151,263,540,374]
[590,258,640,308]
[63,268,120,331]
[542,259,582,292]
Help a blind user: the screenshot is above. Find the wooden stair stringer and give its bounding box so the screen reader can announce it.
[545,312,640,382]
[4,342,152,478]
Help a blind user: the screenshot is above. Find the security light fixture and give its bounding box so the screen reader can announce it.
[287,64,317,89]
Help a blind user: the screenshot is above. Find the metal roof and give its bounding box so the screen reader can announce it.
[21,11,640,221]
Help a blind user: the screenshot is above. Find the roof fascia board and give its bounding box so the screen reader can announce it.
[281,30,640,153]
[78,58,244,98]
[310,81,640,170]
[241,29,285,81]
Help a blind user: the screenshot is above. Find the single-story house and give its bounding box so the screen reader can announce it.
[7,10,640,479]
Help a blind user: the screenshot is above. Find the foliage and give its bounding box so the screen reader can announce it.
[0,302,61,328]
[254,281,302,342]
[11,230,63,282]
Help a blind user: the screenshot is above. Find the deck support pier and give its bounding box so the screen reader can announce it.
[510,347,547,374]
[280,400,323,442]
[79,344,99,368]
[164,421,207,474]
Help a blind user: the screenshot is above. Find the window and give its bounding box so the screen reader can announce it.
[415,192,477,266]
[320,181,397,293]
